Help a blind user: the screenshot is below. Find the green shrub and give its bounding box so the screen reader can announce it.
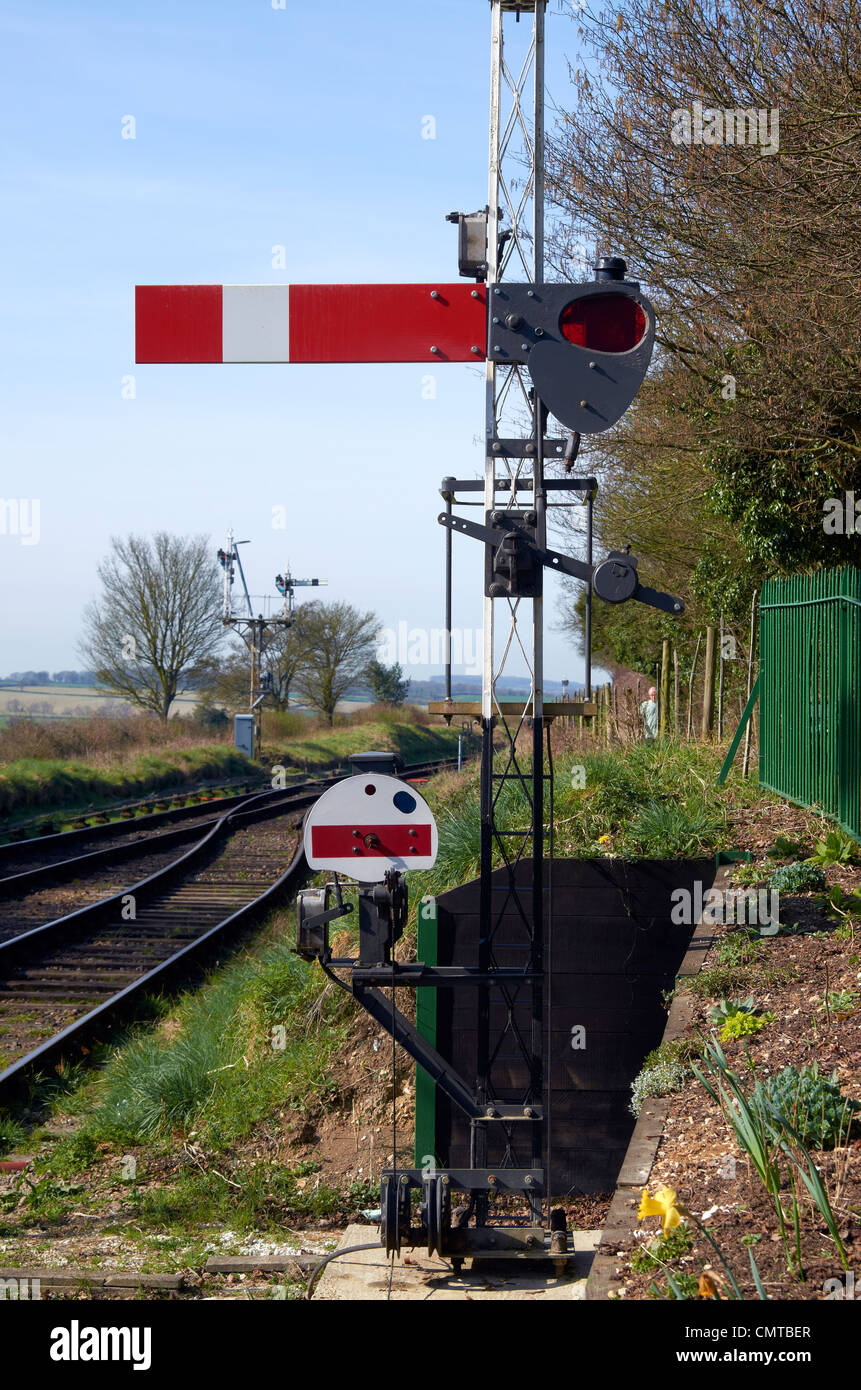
[192,703,230,730]
[767,835,809,860]
[768,861,826,894]
[764,1063,860,1149]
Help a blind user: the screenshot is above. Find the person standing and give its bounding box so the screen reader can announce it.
[640,685,658,741]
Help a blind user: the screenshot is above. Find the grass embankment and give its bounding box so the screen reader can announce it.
[260,707,462,772]
[407,738,763,918]
[0,746,255,823]
[0,709,460,828]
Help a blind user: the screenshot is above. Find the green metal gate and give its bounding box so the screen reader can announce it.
[760,566,861,840]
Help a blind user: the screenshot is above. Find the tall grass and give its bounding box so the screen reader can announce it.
[81,938,352,1151]
[0,710,229,764]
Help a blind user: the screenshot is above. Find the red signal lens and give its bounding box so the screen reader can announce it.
[559,294,647,353]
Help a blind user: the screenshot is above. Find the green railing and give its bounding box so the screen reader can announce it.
[760,566,861,840]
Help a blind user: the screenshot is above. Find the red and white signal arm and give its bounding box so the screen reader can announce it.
[303,774,438,883]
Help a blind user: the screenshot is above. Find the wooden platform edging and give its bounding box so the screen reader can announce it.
[0,1266,185,1291]
[584,865,731,1300]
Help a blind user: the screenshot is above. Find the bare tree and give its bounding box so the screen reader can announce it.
[293,601,379,725]
[80,533,224,722]
[545,0,861,570]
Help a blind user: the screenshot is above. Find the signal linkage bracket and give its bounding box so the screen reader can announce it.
[438,510,684,616]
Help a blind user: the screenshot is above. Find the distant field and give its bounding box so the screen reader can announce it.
[0,687,376,721]
[0,685,203,720]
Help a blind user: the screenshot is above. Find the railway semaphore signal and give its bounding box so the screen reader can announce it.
[218,529,324,756]
[274,570,327,625]
[134,0,683,1271]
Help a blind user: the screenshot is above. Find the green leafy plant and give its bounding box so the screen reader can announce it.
[767,835,809,860]
[695,1042,852,1273]
[629,1041,699,1116]
[823,988,859,1015]
[630,1222,693,1272]
[805,829,857,868]
[768,861,826,894]
[732,863,768,887]
[719,1011,773,1041]
[716,932,758,966]
[823,885,861,920]
[709,995,756,1022]
[763,1063,860,1150]
[648,1271,700,1300]
[694,1039,798,1274]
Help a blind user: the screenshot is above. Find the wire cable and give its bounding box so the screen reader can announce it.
[388,949,397,1299]
[304,1242,382,1300]
[544,718,554,1227]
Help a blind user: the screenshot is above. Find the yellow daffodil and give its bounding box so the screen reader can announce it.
[637,1184,688,1234]
[698,1271,723,1300]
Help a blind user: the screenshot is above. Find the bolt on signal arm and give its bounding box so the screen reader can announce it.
[438,512,685,616]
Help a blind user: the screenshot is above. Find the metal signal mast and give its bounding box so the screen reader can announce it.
[430,0,680,1237]
[218,529,326,754]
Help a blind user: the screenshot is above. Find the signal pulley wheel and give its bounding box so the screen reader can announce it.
[424,1174,451,1256]
[592,553,638,604]
[380,1175,411,1256]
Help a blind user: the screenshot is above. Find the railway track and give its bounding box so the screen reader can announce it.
[0,758,456,1099]
[0,784,325,941]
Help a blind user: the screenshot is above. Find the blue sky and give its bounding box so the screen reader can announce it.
[0,0,595,684]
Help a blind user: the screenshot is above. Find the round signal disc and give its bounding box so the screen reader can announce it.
[303,773,439,883]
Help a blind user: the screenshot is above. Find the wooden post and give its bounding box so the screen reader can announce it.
[742,589,758,778]
[659,638,670,737]
[718,613,725,740]
[673,647,679,738]
[605,682,612,748]
[687,632,701,741]
[701,625,718,740]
